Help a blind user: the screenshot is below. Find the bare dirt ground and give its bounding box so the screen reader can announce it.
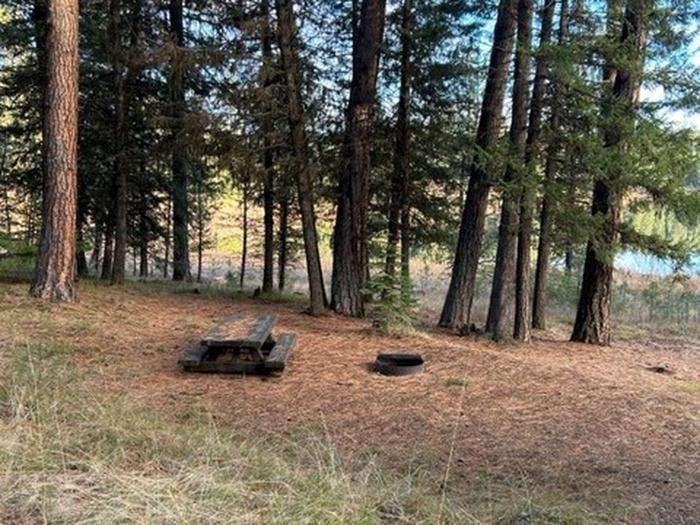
[1,281,699,524]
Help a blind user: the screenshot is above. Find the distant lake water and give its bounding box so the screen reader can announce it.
[616,250,700,276]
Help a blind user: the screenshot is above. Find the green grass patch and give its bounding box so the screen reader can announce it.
[446,377,470,388]
[0,235,37,279]
[675,380,700,395]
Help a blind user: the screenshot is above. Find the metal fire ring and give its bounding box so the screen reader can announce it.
[375,353,425,376]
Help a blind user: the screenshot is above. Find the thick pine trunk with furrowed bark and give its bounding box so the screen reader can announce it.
[439,0,517,329]
[485,0,533,340]
[571,0,647,345]
[331,0,386,317]
[532,0,569,330]
[275,0,327,314]
[30,0,79,302]
[169,0,190,281]
[385,0,412,280]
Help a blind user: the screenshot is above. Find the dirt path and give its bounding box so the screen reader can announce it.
[2,282,699,523]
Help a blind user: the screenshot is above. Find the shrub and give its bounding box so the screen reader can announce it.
[364,274,419,335]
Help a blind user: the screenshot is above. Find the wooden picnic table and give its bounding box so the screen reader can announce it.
[179,313,296,374]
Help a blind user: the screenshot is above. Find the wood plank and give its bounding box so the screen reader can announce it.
[264,332,297,371]
[181,359,265,374]
[201,314,278,349]
[178,343,210,367]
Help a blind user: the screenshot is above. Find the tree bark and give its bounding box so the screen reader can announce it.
[101,215,114,280]
[275,0,327,314]
[571,0,647,344]
[278,187,289,291]
[140,243,148,277]
[139,210,148,278]
[89,225,102,273]
[532,0,569,330]
[30,0,79,302]
[196,222,202,283]
[76,188,88,278]
[33,0,48,183]
[109,0,129,285]
[163,196,171,278]
[76,230,88,278]
[240,179,248,289]
[261,0,275,293]
[485,0,534,340]
[400,200,410,280]
[385,0,412,281]
[513,0,556,341]
[331,0,387,316]
[439,0,517,329]
[169,0,190,281]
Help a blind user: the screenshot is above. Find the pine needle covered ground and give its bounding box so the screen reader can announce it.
[0,280,698,524]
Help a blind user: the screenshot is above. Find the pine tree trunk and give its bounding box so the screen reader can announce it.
[31,0,47,249]
[163,197,171,278]
[110,0,129,285]
[278,189,288,291]
[275,0,327,314]
[261,0,275,293]
[513,0,556,341]
[532,0,569,330]
[101,213,114,280]
[439,0,517,329]
[400,201,410,280]
[89,225,102,273]
[197,220,203,283]
[331,0,386,316]
[485,0,533,340]
[139,209,148,278]
[76,228,88,277]
[169,0,190,281]
[33,0,48,183]
[139,241,148,277]
[385,0,412,280]
[571,0,647,344]
[30,0,79,302]
[240,180,248,289]
[565,248,573,274]
[76,226,88,278]
[75,191,88,278]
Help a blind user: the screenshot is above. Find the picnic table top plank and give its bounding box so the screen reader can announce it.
[201,313,279,349]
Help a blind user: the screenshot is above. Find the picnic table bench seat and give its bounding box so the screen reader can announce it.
[264,333,297,371]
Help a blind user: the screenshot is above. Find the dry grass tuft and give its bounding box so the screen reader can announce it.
[0,342,474,524]
[1,280,698,523]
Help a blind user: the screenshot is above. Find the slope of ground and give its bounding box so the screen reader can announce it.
[1,280,699,524]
